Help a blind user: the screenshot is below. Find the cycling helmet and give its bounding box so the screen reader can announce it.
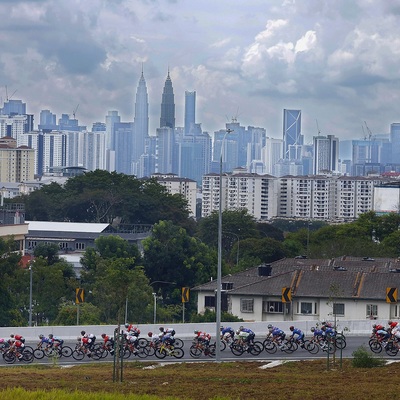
[81,330,86,336]
[0,339,4,344]
[267,324,273,329]
[194,330,199,334]
[388,320,393,325]
[372,324,377,328]
[236,329,240,335]
[48,334,53,339]
[101,333,106,338]
[311,327,315,332]
[10,334,14,338]
[159,327,164,332]
[239,325,244,331]
[220,326,224,331]
[39,334,44,339]
[289,326,294,331]
[125,323,129,328]
[148,332,153,337]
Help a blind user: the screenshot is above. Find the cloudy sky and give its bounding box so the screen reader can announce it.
[2,0,400,143]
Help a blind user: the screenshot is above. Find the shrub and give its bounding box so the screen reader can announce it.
[351,345,386,368]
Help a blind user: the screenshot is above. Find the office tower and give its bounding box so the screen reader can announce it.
[212,127,239,173]
[1,99,26,116]
[184,91,196,135]
[105,111,120,172]
[114,122,134,174]
[92,122,106,132]
[390,123,400,164]
[155,127,178,174]
[135,135,157,178]
[133,69,149,162]
[178,131,212,185]
[160,70,175,129]
[313,135,339,174]
[262,137,283,175]
[39,110,57,132]
[246,126,266,171]
[283,109,303,159]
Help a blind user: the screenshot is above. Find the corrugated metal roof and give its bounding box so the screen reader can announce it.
[26,221,109,233]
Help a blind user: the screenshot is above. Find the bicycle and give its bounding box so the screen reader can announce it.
[3,346,34,364]
[72,342,102,360]
[190,340,216,358]
[44,343,73,358]
[263,336,294,354]
[154,341,184,359]
[231,338,263,356]
[219,333,234,351]
[304,336,335,354]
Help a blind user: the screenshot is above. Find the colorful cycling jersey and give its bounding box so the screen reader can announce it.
[291,328,304,337]
[221,327,234,336]
[51,336,64,344]
[271,328,285,336]
[313,329,324,337]
[39,337,51,344]
[241,328,254,335]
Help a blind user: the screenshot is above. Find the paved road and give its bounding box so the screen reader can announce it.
[3,335,396,366]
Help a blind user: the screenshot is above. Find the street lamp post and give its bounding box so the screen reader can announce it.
[28,263,33,327]
[307,220,312,257]
[152,292,157,324]
[216,128,233,362]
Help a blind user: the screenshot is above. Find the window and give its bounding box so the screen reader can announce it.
[75,242,85,250]
[300,302,312,314]
[204,296,215,308]
[263,301,283,313]
[241,299,254,313]
[367,304,378,318]
[333,303,345,316]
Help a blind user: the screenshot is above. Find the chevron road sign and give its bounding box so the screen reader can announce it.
[182,287,190,303]
[282,287,292,303]
[75,288,85,304]
[386,287,398,303]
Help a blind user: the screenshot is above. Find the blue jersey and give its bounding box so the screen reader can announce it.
[241,328,254,335]
[39,337,51,344]
[324,327,336,337]
[221,327,234,336]
[313,329,324,337]
[292,328,304,337]
[271,328,284,336]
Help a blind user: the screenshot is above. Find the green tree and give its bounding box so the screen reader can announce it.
[54,301,102,325]
[143,220,216,299]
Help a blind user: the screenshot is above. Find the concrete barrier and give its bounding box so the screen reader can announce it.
[0,319,382,341]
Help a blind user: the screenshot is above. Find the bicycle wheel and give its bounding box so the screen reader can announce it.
[146,344,156,357]
[334,336,346,350]
[281,340,295,354]
[60,346,73,358]
[155,348,167,359]
[322,341,335,354]
[385,342,398,357]
[219,340,226,351]
[305,341,319,354]
[190,345,202,358]
[138,338,148,348]
[3,351,16,364]
[72,349,85,360]
[263,339,277,354]
[173,338,184,349]
[172,348,184,359]
[249,342,263,356]
[368,339,382,353]
[22,349,34,363]
[44,347,59,358]
[33,348,45,359]
[230,343,244,356]
[208,344,216,357]
[136,347,149,358]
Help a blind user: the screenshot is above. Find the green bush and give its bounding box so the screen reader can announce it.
[351,345,386,368]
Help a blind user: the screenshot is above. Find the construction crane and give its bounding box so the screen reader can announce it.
[5,86,17,102]
[364,121,373,141]
[72,104,79,120]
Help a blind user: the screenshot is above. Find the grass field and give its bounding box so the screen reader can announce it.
[0,358,399,399]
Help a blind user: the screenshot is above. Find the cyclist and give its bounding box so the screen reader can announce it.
[9,337,25,360]
[238,326,255,344]
[159,327,176,345]
[80,331,96,353]
[194,330,211,348]
[49,333,64,348]
[9,333,25,344]
[37,334,51,348]
[289,326,305,347]
[101,333,115,355]
[220,326,235,344]
[267,325,286,346]
[124,323,141,337]
[321,324,336,339]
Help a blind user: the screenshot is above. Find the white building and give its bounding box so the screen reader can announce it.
[151,173,197,218]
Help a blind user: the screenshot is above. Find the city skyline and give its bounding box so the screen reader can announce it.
[2,1,400,142]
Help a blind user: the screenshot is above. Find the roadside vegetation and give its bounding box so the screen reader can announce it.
[2,170,400,327]
[0,360,399,399]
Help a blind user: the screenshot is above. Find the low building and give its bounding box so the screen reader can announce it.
[193,256,400,322]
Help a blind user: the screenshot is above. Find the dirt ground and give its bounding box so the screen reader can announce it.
[1,359,399,399]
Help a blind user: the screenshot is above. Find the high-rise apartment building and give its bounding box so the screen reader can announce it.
[160,70,175,129]
[155,127,177,174]
[390,123,400,164]
[283,109,302,159]
[262,137,283,175]
[133,70,149,162]
[0,137,34,182]
[184,91,196,135]
[114,122,134,174]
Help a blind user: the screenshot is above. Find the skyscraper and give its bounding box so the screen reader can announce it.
[160,70,175,129]
[184,91,196,135]
[283,109,303,159]
[133,69,149,162]
[313,134,339,174]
